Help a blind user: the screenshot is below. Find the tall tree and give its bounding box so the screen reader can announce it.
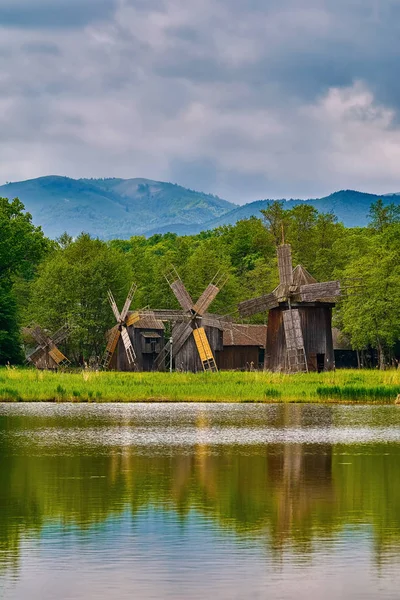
[29,234,133,363]
[0,197,50,364]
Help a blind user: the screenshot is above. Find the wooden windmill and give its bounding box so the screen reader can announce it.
[25,324,71,369]
[238,244,341,373]
[102,283,138,370]
[153,268,229,372]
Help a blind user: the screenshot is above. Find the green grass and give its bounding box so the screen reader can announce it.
[0,368,399,403]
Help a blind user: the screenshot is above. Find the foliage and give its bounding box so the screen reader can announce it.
[0,192,399,365]
[0,197,50,283]
[29,234,133,362]
[335,212,400,364]
[0,197,50,364]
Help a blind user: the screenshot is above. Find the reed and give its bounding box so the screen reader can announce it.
[0,367,399,403]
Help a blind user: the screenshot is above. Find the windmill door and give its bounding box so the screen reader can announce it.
[317,353,325,373]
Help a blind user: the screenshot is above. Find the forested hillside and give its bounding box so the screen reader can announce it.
[1,176,400,239]
[0,176,235,239]
[0,195,399,366]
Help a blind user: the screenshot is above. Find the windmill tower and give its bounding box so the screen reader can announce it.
[102,283,139,370]
[103,284,166,372]
[238,244,341,373]
[153,268,228,372]
[25,324,71,369]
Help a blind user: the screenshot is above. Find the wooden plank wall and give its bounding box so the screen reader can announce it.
[217,346,262,370]
[174,326,223,372]
[111,327,166,372]
[265,306,335,372]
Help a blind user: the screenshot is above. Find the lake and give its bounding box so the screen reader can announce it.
[1,402,400,600]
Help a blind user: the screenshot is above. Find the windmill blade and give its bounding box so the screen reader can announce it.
[282,309,308,373]
[238,292,278,317]
[48,345,70,366]
[170,321,194,356]
[152,320,193,371]
[192,327,218,372]
[107,290,121,322]
[299,281,341,303]
[282,310,304,350]
[52,323,70,345]
[102,327,121,370]
[26,346,46,366]
[277,244,293,286]
[120,283,137,323]
[165,268,194,312]
[120,325,136,366]
[169,278,194,312]
[30,325,51,347]
[193,283,220,316]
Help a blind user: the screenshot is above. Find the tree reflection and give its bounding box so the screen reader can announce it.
[1,408,400,577]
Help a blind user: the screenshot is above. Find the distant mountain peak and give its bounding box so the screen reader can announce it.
[1,176,398,239]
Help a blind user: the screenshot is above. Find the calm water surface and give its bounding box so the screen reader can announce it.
[1,402,400,600]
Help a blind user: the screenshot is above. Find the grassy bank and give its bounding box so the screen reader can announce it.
[0,368,399,403]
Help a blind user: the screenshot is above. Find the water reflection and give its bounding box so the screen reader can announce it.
[1,403,400,599]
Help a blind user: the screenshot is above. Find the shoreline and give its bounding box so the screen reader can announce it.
[0,368,399,404]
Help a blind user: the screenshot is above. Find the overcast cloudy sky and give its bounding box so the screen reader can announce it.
[1,0,400,201]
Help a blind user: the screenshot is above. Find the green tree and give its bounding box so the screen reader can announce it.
[368,199,400,233]
[260,201,290,246]
[0,197,49,283]
[337,224,400,367]
[0,197,50,364]
[29,234,133,362]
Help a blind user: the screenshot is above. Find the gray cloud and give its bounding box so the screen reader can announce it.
[0,0,117,29]
[2,0,400,201]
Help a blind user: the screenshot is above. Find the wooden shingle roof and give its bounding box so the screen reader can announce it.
[223,324,267,347]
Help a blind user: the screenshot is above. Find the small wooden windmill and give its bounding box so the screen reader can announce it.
[25,324,71,369]
[238,244,341,373]
[102,283,138,370]
[153,268,229,372]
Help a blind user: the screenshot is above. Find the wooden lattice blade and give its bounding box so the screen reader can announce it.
[102,327,121,369]
[170,279,194,312]
[171,321,194,356]
[277,244,293,286]
[238,293,278,317]
[107,290,121,322]
[126,311,141,327]
[106,327,121,354]
[193,327,217,370]
[120,283,137,323]
[121,326,136,365]
[193,284,219,316]
[49,346,69,365]
[30,325,50,347]
[283,309,304,350]
[299,281,341,303]
[52,324,70,345]
[26,346,46,365]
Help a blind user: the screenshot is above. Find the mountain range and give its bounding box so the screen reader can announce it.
[1,176,399,239]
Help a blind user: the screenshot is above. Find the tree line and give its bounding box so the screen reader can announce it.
[1,195,399,366]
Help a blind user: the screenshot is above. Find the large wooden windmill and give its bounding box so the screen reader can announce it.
[25,324,71,369]
[102,283,139,370]
[153,268,229,372]
[238,244,341,373]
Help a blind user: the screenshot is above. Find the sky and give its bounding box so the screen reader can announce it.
[2,0,400,203]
